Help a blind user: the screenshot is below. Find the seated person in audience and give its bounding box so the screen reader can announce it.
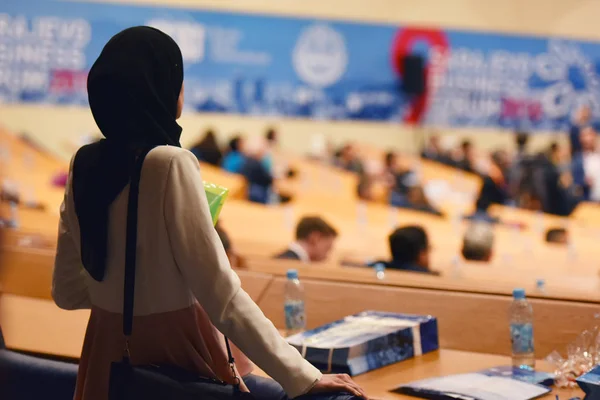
[222,135,246,174]
[189,129,223,166]
[545,227,569,245]
[421,134,450,164]
[461,222,494,262]
[275,216,338,263]
[264,127,296,178]
[455,139,476,173]
[572,126,600,201]
[371,226,438,275]
[403,186,444,216]
[385,153,442,216]
[241,138,274,204]
[263,127,278,173]
[356,172,375,201]
[467,150,509,222]
[569,104,592,156]
[509,132,532,201]
[334,143,364,174]
[540,144,579,216]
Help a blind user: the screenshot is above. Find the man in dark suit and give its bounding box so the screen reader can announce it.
[370,225,438,275]
[275,216,338,263]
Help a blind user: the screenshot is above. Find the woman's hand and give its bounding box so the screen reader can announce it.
[307,374,368,398]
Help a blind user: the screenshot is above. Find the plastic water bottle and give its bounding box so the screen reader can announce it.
[535,279,546,294]
[374,263,386,280]
[509,288,535,370]
[284,269,306,336]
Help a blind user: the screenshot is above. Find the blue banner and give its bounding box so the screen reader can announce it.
[2,0,600,131]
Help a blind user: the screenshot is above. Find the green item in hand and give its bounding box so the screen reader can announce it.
[204,182,229,226]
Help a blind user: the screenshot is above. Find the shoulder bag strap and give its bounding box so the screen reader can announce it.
[121,148,239,389]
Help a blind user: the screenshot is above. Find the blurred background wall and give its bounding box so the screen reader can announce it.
[3,0,600,160]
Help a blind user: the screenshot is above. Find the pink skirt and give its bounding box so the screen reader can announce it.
[75,303,253,400]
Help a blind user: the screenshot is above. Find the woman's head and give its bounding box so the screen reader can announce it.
[192,129,219,150]
[87,26,184,148]
[228,136,244,153]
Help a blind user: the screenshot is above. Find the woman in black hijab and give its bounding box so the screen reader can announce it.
[52,27,365,400]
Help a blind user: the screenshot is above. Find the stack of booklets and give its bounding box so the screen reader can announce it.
[286,311,439,376]
[395,367,554,400]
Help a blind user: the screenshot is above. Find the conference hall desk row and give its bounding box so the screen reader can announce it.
[0,294,583,400]
[9,198,598,277]
[2,245,598,358]
[220,199,600,276]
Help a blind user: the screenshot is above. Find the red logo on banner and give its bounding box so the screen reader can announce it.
[50,70,88,94]
[391,27,449,124]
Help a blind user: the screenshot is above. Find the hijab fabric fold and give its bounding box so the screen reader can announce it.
[72,26,184,281]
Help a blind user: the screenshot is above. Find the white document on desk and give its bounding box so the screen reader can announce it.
[398,372,551,400]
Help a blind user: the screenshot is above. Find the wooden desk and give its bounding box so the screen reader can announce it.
[199,161,247,200]
[0,294,582,400]
[2,244,597,356]
[350,351,581,400]
[1,294,89,359]
[0,128,67,212]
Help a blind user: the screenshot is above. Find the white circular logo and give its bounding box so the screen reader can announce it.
[293,24,348,88]
[147,19,206,64]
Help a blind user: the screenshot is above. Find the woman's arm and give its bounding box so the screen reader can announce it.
[52,163,91,310]
[164,151,321,398]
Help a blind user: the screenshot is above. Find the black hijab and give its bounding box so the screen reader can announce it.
[72,26,184,281]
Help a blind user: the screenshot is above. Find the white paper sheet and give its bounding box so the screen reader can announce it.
[403,373,550,400]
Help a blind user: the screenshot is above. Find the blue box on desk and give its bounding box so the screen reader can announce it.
[577,365,600,399]
[286,311,439,376]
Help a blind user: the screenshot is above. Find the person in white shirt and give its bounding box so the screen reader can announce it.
[52,26,365,400]
[580,126,600,202]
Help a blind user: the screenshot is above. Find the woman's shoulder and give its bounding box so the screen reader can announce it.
[143,146,198,178]
[146,146,197,166]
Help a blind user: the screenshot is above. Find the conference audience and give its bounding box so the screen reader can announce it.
[545,227,569,245]
[52,27,364,400]
[275,216,338,263]
[189,129,223,166]
[222,135,246,174]
[461,222,494,262]
[371,225,438,275]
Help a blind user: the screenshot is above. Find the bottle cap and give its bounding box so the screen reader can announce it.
[287,269,299,280]
[536,279,545,288]
[513,288,526,299]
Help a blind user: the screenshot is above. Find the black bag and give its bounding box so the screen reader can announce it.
[108,148,253,400]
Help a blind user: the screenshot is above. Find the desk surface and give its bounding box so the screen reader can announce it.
[0,294,581,400]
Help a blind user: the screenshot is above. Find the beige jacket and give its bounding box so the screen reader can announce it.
[52,145,322,397]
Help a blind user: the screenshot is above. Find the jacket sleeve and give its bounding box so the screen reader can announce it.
[163,150,321,398]
[52,159,92,310]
